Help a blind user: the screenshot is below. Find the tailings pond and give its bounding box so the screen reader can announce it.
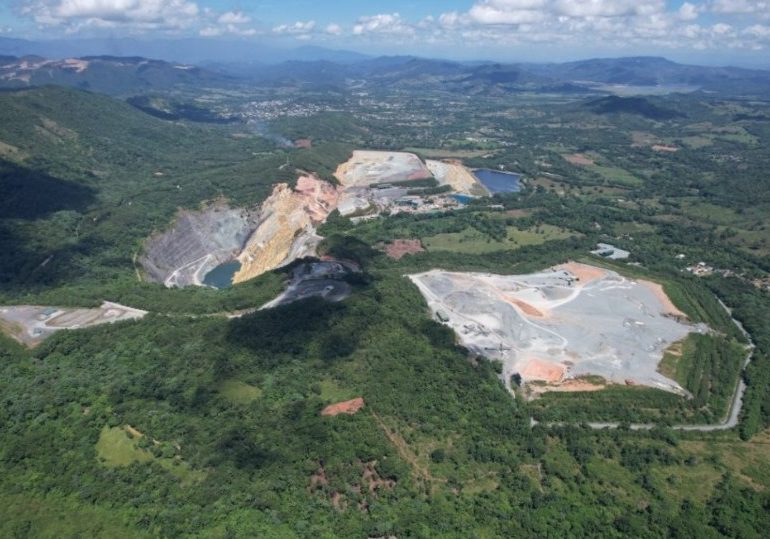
[451,194,476,205]
[473,169,522,193]
[203,261,241,289]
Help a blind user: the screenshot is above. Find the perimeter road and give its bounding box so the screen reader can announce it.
[532,298,755,432]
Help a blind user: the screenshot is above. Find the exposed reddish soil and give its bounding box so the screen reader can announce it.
[520,358,566,383]
[509,298,544,318]
[409,169,432,180]
[563,153,595,166]
[382,239,425,260]
[321,397,365,416]
[639,279,687,318]
[309,459,395,513]
[652,144,679,153]
[557,261,608,283]
[529,378,605,397]
[309,465,328,490]
[294,175,342,222]
[362,461,396,495]
[294,138,312,149]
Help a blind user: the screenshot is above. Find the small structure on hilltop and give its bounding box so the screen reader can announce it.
[591,243,630,260]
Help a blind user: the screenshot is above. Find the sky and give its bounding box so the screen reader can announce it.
[1,1,770,65]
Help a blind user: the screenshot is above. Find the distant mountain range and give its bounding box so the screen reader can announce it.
[2,45,770,99]
[0,37,370,65]
[241,55,770,97]
[0,55,236,95]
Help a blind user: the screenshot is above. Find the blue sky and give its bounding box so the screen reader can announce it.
[2,1,770,64]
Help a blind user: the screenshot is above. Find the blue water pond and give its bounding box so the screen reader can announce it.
[473,169,522,194]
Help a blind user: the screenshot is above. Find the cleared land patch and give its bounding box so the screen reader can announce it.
[423,224,574,254]
[0,302,146,347]
[321,397,365,417]
[96,425,204,485]
[218,379,263,404]
[409,263,707,396]
[563,153,595,166]
[381,239,425,260]
[334,150,432,187]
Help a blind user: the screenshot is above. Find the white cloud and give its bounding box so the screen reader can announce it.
[15,0,770,54]
[468,0,547,24]
[554,0,663,18]
[217,11,250,25]
[325,23,342,35]
[430,0,770,51]
[22,0,200,31]
[678,2,699,21]
[744,24,770,39]
[273,20,315,36]
[710,1,769,15]
[352,13,414,36]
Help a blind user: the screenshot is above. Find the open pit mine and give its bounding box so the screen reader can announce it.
[139,202,257,288]
[139,175,339,288]
[409,262,708,397]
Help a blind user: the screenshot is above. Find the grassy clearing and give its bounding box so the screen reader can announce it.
[423,224,574,254]
[96,425,205,485]
[712,126,758,146]
[589,164,644,188]
[681,135,713,148]
[611,221,657,235]
[679,201,743,225]
[96,425,153,466]
[717,226,770,257]
[218,379,263,404]
[682,429,770,491]
[318,377,357,402]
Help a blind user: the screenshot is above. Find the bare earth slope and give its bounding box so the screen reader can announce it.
[409,263,707,396]
[334,151,431,187]
[233,176,340,284]
[426,159,489,196]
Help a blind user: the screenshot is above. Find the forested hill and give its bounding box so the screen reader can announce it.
[0,85,349,307]
[0,55,234,95]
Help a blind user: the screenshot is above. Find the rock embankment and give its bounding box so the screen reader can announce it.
[233,175,340,284]
[426,159,488,196]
